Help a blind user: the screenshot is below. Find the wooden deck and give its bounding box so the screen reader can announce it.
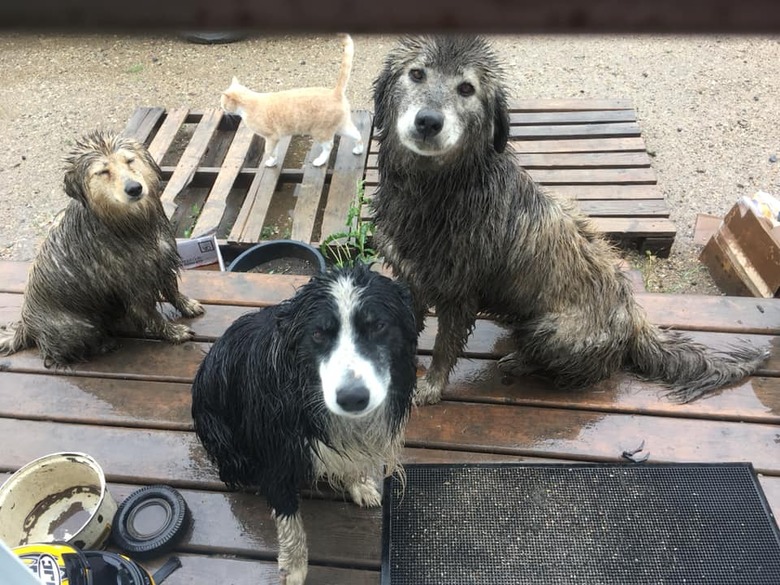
[1,260,778,583]
[122,99,676,257]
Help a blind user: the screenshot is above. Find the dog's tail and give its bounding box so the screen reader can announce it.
[333,33,355,97]
[628,317,769,403]
[0,321,32,356]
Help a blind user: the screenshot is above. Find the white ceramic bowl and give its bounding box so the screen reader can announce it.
[0,452,117,549]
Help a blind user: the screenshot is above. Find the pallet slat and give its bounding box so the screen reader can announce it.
[190,123,256,237]
[318,111,373,243]
[289,142,330,242]
[160,109,223,215]
[508,122,641,139]
[509,110,637,125]
[146,107,189,163]
[121,106,165,143]
[229,136,292,243]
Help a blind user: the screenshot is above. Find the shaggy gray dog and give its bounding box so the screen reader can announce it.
[371,35,768,405]
[0,131,204,366]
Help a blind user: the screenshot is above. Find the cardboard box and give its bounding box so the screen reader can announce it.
[176,233,225,271]
[699,199,780,297]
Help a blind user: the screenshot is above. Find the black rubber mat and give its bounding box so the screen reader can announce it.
[381,463,780,585]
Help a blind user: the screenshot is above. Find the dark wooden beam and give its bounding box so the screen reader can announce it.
[2,0,780,33]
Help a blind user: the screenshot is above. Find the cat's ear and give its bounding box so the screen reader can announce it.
[231,76,239,86]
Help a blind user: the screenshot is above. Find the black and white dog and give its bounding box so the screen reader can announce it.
[191,263,417,585]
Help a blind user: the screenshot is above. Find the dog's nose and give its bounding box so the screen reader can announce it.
[336,380,371,413]
[124,180,143,199]
[414,109,444,138]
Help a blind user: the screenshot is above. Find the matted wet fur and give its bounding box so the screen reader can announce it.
[371,35,768,405]
[191,264,417,585]
[0,131,204,366]
[220,34,364,168]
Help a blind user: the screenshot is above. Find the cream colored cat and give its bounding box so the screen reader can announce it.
[220,34,364,168]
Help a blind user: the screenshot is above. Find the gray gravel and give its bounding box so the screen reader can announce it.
[1,33,778,293]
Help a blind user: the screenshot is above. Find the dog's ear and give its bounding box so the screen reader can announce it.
[492,86,510,154]
[63,168,88,207]
[372,65,394,133]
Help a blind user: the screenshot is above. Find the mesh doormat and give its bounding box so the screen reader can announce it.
[381,463,780,585]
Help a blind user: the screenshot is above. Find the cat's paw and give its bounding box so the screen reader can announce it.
[312,155,328,167]
[352,142,364,155]
[264,157,278,167]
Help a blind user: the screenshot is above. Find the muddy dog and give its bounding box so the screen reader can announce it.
[0,131,204,366]
[371,35,768,405]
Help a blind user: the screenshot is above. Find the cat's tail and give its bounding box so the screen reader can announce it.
[333,33,355,96]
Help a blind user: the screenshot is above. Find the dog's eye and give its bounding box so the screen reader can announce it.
[457,82,475,97]
[97,169,110,177]
[126,157,135,165]
[368,320,387,335]
[312,328,325,343]
[409,68,425,83]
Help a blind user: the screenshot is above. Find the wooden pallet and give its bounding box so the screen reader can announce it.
[0,261,777,583]
[123,99,675,257]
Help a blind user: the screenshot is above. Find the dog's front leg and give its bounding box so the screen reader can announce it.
[274,510,308,585]
[416,302,476,405]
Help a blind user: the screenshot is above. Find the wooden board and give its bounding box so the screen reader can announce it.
[0,260,777,582]
[121,100,674,256]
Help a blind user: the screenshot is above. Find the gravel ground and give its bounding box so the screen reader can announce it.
[0,32,778,293]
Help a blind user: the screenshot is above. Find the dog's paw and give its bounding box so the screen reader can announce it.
[352,142,364,155]
[180,297,205,318]
[164,323,195,344]
[497,351,535,377]
[265,157,278,168]
[279,565,307,585]
[311,155,328,167]
[413,377,442,406]
[348,477,382,508]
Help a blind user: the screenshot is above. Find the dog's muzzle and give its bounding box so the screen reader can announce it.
[335,378,371,414]
[124,180,143,200]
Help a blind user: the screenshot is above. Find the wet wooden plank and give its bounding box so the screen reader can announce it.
[509,122,642,139]
[404,401,780,474]
[547,185,663,200]
[145,555,377,585]
[510,136,648,153]
[576,199,669,217]
[190,123,255,238]
[593,217,676,238]
[0,372,193,430]
[120,106,165,143]
[509,99,633,112]
[2,320,776,378]
[146,107,189,163]
[229,136,292,243]
[161,109,223,215]
[318,111,373,244]
[370,136,648,155]
[366,151,653,170]
[3,266,780,333]
[514,151,652,168]
[363,166,656,187]
[509,110,637,125]
[289,140,330,243]
[3,353,778,433]
[1,404,777,488]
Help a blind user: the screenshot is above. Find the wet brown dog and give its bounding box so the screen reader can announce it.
[371,35,768,405]
[0,131,204,366]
